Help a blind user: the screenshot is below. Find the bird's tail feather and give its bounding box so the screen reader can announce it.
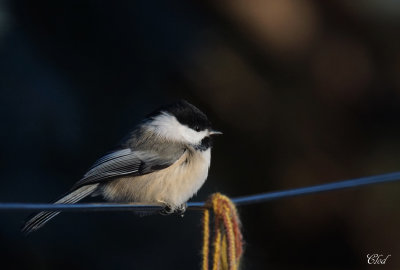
[21,184,99,234]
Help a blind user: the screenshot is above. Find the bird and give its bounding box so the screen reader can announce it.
[22,100,222,234]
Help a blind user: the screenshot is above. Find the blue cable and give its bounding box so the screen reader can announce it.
[0,171,399,212]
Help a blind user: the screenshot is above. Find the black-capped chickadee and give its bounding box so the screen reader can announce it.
[22,100,222,234]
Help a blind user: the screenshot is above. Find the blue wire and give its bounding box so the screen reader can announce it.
[231,171,400,205]
[0,171,399,212]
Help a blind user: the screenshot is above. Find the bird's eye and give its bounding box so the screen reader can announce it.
[194,126,201,132]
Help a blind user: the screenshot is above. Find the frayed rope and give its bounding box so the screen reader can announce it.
[202,193,244,270]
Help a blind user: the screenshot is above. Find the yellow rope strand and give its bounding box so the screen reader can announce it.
[202,209,210,270]
[222,205,236,268]
[202,193,244,270]
[212,227,222,270]
[221,235,228,270]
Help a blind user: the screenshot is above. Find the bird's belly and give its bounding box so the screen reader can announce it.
[102,149,211,208]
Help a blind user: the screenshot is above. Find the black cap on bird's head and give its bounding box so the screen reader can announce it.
[147,100,221,134]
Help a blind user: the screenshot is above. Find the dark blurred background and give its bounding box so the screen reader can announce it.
[1,0,400,269]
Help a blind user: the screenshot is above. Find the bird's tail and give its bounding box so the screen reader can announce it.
[21,184,99,234]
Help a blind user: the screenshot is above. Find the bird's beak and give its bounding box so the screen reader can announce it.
[209,130,223,136]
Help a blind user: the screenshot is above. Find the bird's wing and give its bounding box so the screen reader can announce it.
[71,147,185,190]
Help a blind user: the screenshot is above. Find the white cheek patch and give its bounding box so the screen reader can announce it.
[180,126,208,145]
[148,113,208,145]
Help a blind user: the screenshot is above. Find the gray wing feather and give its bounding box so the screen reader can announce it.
[72,147,184,190]
[88,148,132,170]
[21,184,98,234]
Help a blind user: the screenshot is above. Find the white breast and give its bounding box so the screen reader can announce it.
[102,148,211,208]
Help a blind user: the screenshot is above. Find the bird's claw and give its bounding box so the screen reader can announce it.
[159,204,175,215]
[158,202,187,217]
[176,203,187,217]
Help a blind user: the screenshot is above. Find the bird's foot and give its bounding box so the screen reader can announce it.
[175,203,187,217]
[158,201,187,217]
[158,200,174,215]
[159,205,175,215]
